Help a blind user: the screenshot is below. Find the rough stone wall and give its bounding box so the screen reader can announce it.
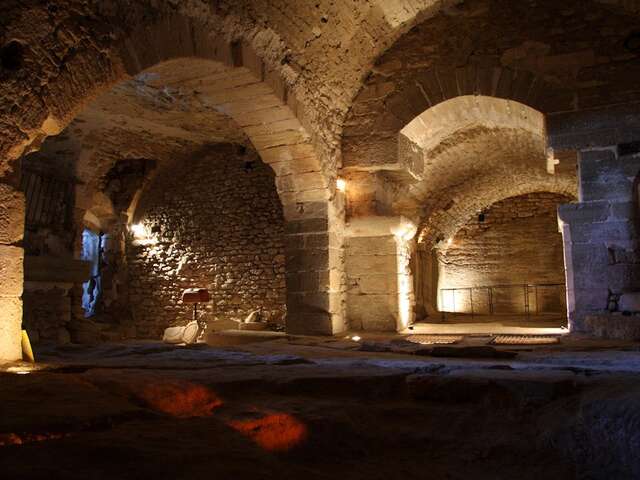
[559,147,640,331]
[127,145,285,337]
[436,193,570,315]
[342,0,640,169]
[0,1,638,352]
[19,149,82,345]
[22,287,71,344]
[0,1,351,348]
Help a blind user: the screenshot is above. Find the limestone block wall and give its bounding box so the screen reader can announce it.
[436,193,569,315]
[0,181,24,360]
[346,236,399,331]
[559,148,640,331]
[126,146,286,337]
[345,217,415,332]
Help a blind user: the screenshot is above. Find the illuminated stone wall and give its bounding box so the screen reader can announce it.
[0,1,638,349]
[435,193,570,315]
[342,0,640,170]
[559,147,640,333]
[127,145,285,337]
[344,217,416,332]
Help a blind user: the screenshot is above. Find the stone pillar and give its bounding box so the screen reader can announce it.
[344,216,416,331]
[284,196,346,336]
[414,245,440,320]
[0,180,25,361]
[558,147,640,331]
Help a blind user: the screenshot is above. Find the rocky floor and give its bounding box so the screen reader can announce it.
[2,334,640,479]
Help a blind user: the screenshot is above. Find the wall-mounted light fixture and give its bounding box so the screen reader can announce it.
[336,178,346,193]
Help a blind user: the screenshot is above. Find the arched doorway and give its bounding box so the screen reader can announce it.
[343,96,577,332]
[420,192,575,328]
[0,13,342,360]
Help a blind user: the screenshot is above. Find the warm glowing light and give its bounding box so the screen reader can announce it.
[139,382,223,417]
[351,335,361,342]
[397,267,413,330]
[440,290,456,312]
[336,177,347,193]
[229,413,307,452]
[391,219,417,242]
[6,366,36,375]
[130,222,158,245]
[447,237,453,246]
[131,223,147,238]
[0,432,69,446]
[391,219,417,331]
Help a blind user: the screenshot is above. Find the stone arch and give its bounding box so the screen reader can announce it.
[402,96,578,327]
[342,95,577,332]
[4,11,330,192]
[341,0,640,172]
[384,96,577,222]
[418,174,578,246]
[398,95,548,180]
[346,66,555,169]
[0,9,343,360]
[392,96,576,238]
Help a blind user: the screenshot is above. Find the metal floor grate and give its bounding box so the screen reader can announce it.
[406,335,464,345]
[491,335,560,345]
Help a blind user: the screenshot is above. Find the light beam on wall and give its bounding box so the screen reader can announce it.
[131,223,147,238]
[130,222,157,246]
[391,219,417,331]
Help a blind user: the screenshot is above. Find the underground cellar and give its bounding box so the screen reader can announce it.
[2,1,640,478]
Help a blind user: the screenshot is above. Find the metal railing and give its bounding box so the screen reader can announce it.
[439,283,566,320]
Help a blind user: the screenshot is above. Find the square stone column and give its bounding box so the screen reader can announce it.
[558,148,640,331]
[0,182,25,361]
[283,196,346,336]
[345,216,416,331]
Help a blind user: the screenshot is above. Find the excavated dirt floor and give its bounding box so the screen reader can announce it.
[2,334,640,479]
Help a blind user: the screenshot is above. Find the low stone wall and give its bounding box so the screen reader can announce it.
[127,145,286,337]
